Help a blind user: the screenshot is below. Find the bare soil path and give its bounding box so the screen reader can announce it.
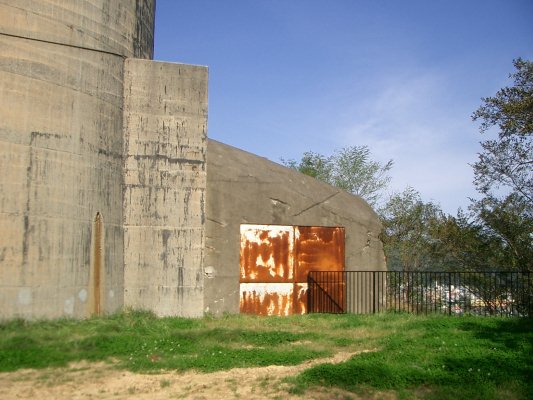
[0,350,392,400]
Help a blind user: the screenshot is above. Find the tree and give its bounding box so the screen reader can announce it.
[282,145,393,206]
[430,210,509,272]
[429,211,530,314]
[470,58,533,272]
[379,187,443,271]
[282,151,332,182]
[471,194,533,271]
[472,58,533,203]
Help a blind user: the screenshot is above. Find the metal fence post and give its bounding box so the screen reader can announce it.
[307,272,311,314]
[448,272,452,316]
[372,271,376,314]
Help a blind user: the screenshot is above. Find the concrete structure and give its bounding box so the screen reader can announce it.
[0,1,385,320]
[205,140,386,315]
[0,1,207,319]
[123,59,207,317]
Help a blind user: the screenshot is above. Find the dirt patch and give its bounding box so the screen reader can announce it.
[0,350,383,399]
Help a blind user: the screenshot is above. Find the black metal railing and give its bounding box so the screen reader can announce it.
[307,271,346,313]
[307,271,532,317]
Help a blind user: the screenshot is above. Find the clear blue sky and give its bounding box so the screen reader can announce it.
[154,0,533,214]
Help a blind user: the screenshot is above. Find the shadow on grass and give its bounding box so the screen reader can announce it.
[291,316,533,400]
[457,317,533,351]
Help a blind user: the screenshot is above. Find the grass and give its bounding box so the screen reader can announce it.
[289,314,533,400]
[0,310,531,399]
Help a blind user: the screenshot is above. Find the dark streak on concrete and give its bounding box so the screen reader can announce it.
[207,217,225,226]
[133,0,155,59]
[22,132,40,269]
[161,229,171,248]
[178,267,184,298]
[200,192,206,225]
[133,154,204,165]
[31,131,62,141]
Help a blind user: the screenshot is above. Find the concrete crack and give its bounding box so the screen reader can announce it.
[269,197,289,205]
[292,191,340,217]
[207,217,226,227]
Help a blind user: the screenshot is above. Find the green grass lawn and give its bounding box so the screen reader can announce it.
[1,311,531,399]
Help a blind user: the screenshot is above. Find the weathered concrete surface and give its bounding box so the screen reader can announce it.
[0,0,155,58]
[0,0,386,320]
[0,0,155,319]
[123,59,208,317]
[205,140,387,315]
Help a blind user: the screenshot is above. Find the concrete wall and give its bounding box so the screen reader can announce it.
[0,0,155,58]
[205,140,387,315]
[0,0,155,319]
[0,1,385,320]
[123,59,208,317]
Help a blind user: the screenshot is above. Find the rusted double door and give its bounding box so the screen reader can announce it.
[239,224,345,316]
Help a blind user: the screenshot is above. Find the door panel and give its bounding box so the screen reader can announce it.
[240,225,294,283]
[294,226,345,282]
[239,282,293,316]
[239,224,345,316]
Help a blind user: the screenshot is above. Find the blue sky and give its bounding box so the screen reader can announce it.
[154,1,533,214]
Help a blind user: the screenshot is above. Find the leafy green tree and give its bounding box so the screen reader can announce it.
[472,58,532,203]
[429,211,530,314]
[282,145,393,206]
[471,194,533,271]
[430,210,508,271]
[282,151,332,181]
[470,58,532,272]
[379,187,443,271]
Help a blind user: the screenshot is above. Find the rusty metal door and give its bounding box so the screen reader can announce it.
[239,224,345,316]
[294,226,345,314]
